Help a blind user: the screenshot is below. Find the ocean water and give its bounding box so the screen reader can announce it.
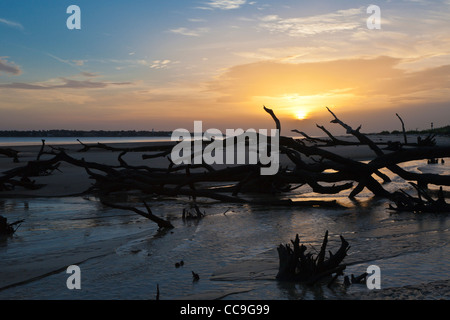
[0,160,449,300]
[0,136,173,147]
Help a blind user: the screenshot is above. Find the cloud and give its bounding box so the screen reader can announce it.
[149,59,173,69]
[72,60,86,66]
[188,18,207,22]
[0,78,132,90]
[207,56,450,106]
[0,17,24,30]
[80,71,98,77]
[169,27,209,37]
[258,7,364,36]
[0,58,22,75]
[205,0,246,10]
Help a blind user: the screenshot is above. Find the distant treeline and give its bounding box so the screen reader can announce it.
[0,130,173,137]
[379,125,450,135]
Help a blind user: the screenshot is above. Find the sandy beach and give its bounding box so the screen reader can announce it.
[0,135,449,300]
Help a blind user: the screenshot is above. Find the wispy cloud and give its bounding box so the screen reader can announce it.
[72,60,87,66]
[80,71,98,77]
[204,0,246,10]
[258,7,364,36]
[46,53,81,68]
[0,58,22,75]
[188,18,207,22]
[149,59,173,69]
[0,17,24,30]
[169,27,209,37]
[0,78,132,90]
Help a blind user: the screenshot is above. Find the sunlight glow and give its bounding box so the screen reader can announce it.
[295,109,309,120]
[253,92,357,121]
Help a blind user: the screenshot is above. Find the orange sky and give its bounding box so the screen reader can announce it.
[1,1,449,136]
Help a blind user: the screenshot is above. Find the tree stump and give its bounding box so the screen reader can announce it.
[276,231,350,285]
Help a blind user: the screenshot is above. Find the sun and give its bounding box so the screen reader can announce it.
[295,110,308,120]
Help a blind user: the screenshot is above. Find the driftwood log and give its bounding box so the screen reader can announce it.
[100,200,174,229]
[389,184,450,213]
[276,231,349,284]
[0,215,24,236]
[1,107,449,226]
[0,148,19,163]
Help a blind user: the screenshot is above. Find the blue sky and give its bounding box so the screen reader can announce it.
[1,0,449,133]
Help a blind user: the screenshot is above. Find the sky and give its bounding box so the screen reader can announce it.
[0,0,449,135]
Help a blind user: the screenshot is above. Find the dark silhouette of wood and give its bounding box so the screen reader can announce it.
[0,215,24,236]
[396,113,408,145]
[1,107,450,226]
[276,231,349,284]
[0,148,19,163]
[182,204,205,220]
[192,271,200,282]
[100,200,174,229]
[389,184,450,213]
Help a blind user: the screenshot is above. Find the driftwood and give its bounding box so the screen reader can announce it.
[100,200,174,229]
[1,107,449,227]
[102,200,173,229]
[389,184,450,213]
[182,204,205,220]
[0,148,19,163]
[0,141,61,191]
[0,215,24,236]
[276,231,350,284]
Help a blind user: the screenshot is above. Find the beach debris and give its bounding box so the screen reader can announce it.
[344,276,351,287]
[0,147,19,163]
[182,204,205,220]
[389,183,450,213]
[396,113,408,145]
[175,260,184,268]
[351,272,368,284]
[276,230,350,285]
[0,215,24,236]
[192,271,200,282]
[417,134,436,147]
[100,200,174,230]
[1,107,449,215]
[342,272,368,288]
[0,141,61,191]
[155,284,160,300]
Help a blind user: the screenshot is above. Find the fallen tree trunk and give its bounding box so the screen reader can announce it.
[0,148,19,163]
[389,184,450,213]
[1,107,449,216]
